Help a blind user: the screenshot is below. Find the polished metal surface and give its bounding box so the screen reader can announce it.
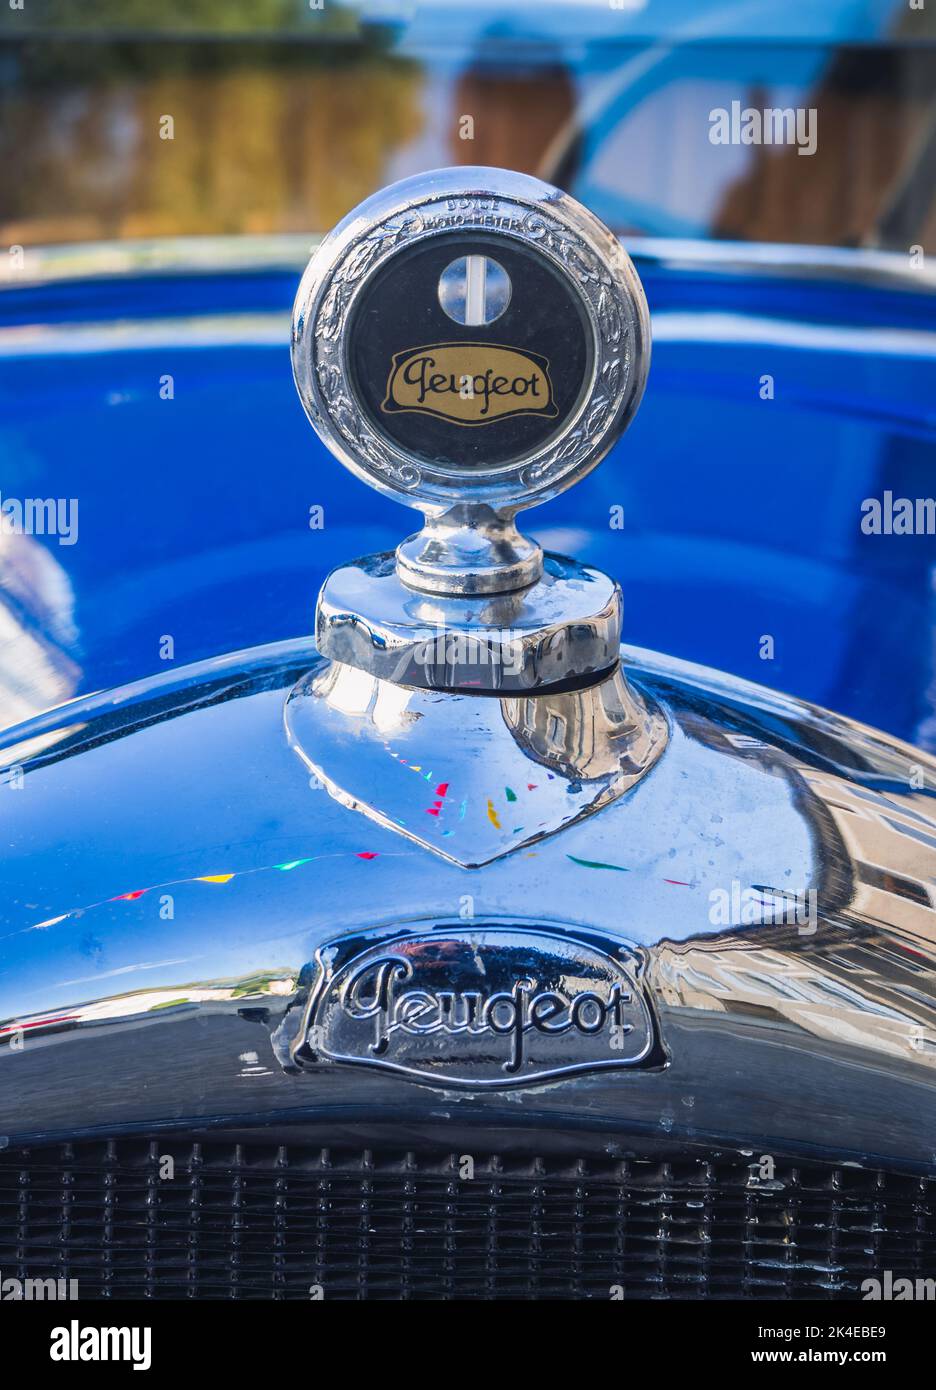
[291,166,650,512]
[290,166,650,596]
[394,507,546,597]
[314,550,624,693]
[284,658,667,867]
[1,638,934,1174]
[295,166,652,702]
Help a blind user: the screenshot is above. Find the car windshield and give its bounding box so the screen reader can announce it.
[1,0,933,250]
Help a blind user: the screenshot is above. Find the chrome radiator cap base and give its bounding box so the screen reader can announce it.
[315,549,624,694]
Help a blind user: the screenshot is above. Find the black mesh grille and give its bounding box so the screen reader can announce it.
[0,1139,933,1300]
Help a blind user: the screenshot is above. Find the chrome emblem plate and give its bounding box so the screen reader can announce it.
[284,925,661,1087]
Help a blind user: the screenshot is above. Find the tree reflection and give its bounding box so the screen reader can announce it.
[0,43,423,241]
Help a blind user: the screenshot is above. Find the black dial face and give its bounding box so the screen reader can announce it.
[347,233,594,470]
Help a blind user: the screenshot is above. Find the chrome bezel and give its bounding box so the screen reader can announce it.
[290,166,651,513]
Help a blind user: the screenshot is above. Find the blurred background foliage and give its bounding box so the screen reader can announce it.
[0,0,366,36]
[0,43,421,239]
[0,0,933,249]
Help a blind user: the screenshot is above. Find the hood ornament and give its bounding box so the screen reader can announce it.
[287,167,665,865]
[292,165,649,610]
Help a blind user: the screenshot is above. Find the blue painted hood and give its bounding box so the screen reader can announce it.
[0,242,934,745]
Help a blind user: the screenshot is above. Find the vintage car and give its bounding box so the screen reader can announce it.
[0,4,934,1305]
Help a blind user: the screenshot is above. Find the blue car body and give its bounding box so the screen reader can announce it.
[1,242,933,744]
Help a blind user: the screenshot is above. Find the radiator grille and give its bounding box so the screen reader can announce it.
[0,1139,933,1300]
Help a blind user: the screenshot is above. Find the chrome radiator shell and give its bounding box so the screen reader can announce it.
[0,638,934,1176]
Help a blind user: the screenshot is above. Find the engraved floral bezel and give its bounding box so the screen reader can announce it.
[291,167,650,513]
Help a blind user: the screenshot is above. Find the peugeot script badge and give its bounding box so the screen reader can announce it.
[278,926,662,1087]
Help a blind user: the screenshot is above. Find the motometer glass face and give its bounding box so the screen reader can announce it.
[291,167,650,518]
[348,232,593,469]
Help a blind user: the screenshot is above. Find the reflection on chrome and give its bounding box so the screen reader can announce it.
[285,660,667,868]
[0,640,934,1172]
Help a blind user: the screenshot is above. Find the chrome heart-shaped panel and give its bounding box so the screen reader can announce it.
[285,660,667,869]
